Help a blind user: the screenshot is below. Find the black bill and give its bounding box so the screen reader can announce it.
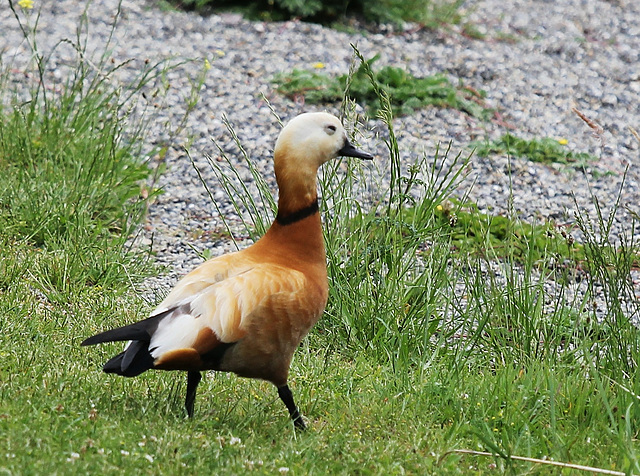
[338,139,374,160]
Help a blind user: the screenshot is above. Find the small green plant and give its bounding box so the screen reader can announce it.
[432,201,585,264]
[573,172,640,379]
[274,55,491,119]
[473,133,597,166]
[169,0,464,28]
[361,0,464,27]
[272,70,343,104]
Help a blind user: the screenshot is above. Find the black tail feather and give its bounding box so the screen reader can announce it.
[102,341,155,377]
[83,313,169,376]
[83,305,194,377]
[103,352,126,373]
[81,315,161,347]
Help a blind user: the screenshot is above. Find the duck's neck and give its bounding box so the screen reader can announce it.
[272,186,322,243]
[258,171,325,266]
[275,198,319,226]
[273,162,319,222]
[257,196,325,270]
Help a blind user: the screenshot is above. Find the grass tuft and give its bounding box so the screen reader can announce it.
[432,200,585,264]
[0,4,161,299]
[473,132,597,166]
[274,54,492,119]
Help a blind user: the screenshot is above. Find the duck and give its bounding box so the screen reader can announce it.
[81,112,373,429]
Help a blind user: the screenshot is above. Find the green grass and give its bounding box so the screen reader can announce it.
[473,133,597,166]
[273,54,492,119]
[2,12,640,476]
[0,89,154,296]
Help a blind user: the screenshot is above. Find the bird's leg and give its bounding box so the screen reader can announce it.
[185,371,202,418]
[277,384,306,430]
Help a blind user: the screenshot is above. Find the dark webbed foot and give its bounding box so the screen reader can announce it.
[277,384,306,430]
[185,371,202,418]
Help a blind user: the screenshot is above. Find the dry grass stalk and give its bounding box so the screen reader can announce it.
[572,106,605,147]
[439,449,635,475]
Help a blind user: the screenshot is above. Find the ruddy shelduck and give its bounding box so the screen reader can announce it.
[82,112,373,429]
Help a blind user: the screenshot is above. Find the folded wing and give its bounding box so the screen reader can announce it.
[83,259,309,376]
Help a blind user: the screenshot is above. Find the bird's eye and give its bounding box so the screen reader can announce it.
[325,124,337,135]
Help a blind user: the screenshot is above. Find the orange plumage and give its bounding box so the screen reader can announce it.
[82,112,373,429]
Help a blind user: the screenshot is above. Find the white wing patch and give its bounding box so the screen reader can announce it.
[150,308,202,359]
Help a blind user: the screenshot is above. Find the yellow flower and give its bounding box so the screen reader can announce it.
[204,59,211,71]
[18,0,34,8]
[557,138,568,145]
[312,62,325,69]
[214,49,225,57]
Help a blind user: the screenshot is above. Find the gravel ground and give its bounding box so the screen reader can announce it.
[2,0,639,306]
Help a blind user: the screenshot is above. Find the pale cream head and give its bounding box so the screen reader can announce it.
[274,112,350,169]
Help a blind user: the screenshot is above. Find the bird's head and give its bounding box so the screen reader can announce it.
[274,112,372,173]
